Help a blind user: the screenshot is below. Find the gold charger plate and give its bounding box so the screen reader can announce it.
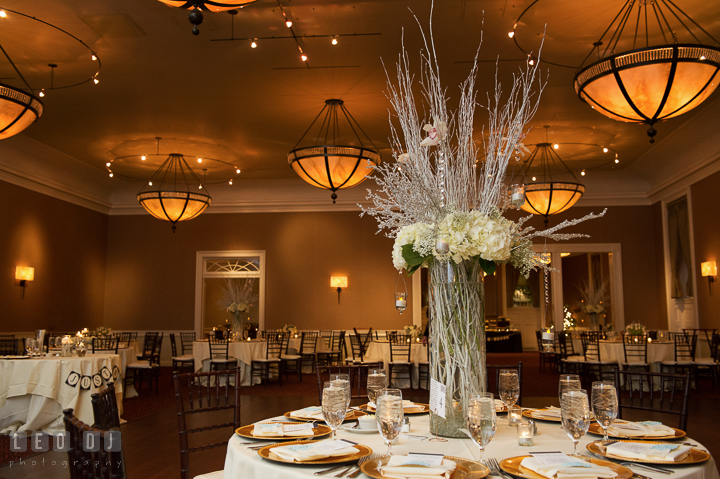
[587,440,711,465]
[500,455,632,479]
[258,440,371,465]
[361,455,489,479]
[588,423,686,440]
[283,409,367,422]
[235,422,332,441]
[358,403,431,415]
[522,409,561,422]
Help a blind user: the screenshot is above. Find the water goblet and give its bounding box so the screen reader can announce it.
[376,388,404,456]
[591,381,618,444]
[499,369,520,423]
[467,392,497,460]
[367,369,387,405]
[558,374,581,403]
[330,373,351,410]
[25,339,36,357]
[561,389,591,456]
[322,381,347,440]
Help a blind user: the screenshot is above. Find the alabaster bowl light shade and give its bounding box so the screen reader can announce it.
[521,182,585,217]
[137,191,210,224]
[287,145,380,198]
[156,0,256,11]
[0,83,43,140]
[575,45,720,126]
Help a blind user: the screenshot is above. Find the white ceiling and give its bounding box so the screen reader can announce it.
[1,0,719,212]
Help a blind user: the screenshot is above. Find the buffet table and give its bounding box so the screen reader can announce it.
[224,413,718,479]
[0,354,123,433]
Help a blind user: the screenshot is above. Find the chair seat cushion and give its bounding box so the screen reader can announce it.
[253,358,280,363]
[211,358,237,363]
[562,356,585,362]
[173,354,194,361]
[281,355,301,360]
[695,359,716,365]
[585,360,616,365]
[194,471,224,479]
[662,360,694,365]
[622,361,649,366]
[128,360,155,369]
[390,361,411,365]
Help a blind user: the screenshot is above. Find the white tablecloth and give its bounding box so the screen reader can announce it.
[364,341,428,388]
[193,340,267,386]
[0,354,123,433]
[223,414,718,479]
[91,347,137,398]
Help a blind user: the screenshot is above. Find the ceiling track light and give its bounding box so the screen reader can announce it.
[156,0,257,35]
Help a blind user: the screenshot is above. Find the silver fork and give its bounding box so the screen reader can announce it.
[487,458,512,479]
[345,452,382,478]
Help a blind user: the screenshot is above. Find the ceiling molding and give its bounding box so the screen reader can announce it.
[648,154,720,205]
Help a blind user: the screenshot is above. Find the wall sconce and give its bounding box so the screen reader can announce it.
[15,266,34,299]
[330,276,348,304]
[701,261,716,295]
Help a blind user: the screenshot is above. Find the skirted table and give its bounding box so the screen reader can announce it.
[0,354,123,433]
[363,341,428,388]
[193,340,267,386]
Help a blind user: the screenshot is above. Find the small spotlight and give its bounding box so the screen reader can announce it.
[553,144,559,149]
[581,169,586,176]
[91,54,97,61]
[701,55,707,60]
[615,158,619,164]
[332,35,338,45]
[93,78,99,84]
[301,53,308,62]
[236,168,241,174]
[532,176,537,181]
[197,158,202,163]
[285,20,292,28]
[603,147,609,153]
[141,155,146,161]
[229,179,233,185]
[106,162,111,167]
[508,31,515,38]
[0,10,6,17]
[149,181,153,186]
[198,184,203,190]
[528,58,535,65]
[39,90,45,97]
[251,39,257,48]
[109,173,114,177]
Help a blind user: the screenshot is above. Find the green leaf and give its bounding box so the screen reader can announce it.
[478,258,496,275]
[401,244,429,276]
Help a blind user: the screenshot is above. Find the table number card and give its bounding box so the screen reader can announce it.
[429,378,446,418]
[404,452,445,466]
[283,422,315,432]
[312,439,357,453]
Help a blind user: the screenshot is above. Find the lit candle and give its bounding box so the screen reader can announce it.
[435,238,449,254]
[247,337,251,342]
[517,422,534,446]
[395,299,407,308]
[510,184,525,207]
[508,405,522,426]
[76,331,82,337]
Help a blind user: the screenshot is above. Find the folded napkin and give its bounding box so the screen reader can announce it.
[379,456,457,479]
[495,399,507,412]
[530,407,562,419]
[606,421,676,438]
[605,442,692,462]
[289,407,327,421]
[252,423,314,437]
[269,442,359,462]
[521,455,618,479]
[367,400,424,412]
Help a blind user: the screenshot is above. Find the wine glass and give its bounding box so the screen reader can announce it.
[376,388,404,457]
[561,389,591,456]
[591,381,618,444]
[558,374,581,403]
[322,381,347,440]
[467,392,497,460]
[330,373,352,411]
[499,369,520,422]
[25,339,36,357]
[367,369,387,405]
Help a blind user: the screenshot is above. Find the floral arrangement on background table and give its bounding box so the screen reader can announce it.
[626,322,646,335]
[281,324,298,336]
[403,324,421,338]
[563,305,577,330]
[360,5,605,437]
[579,279,608,330]
[95,326,112,337]
[219,278,259,335]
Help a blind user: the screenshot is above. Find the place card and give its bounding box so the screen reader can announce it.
[402,453,445,466]
[530,453,590,468]
[429,378,446,418]
[313,440,357,453]
[283,422,315,432]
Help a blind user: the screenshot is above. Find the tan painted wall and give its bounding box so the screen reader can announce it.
[103,211,409,332]
[691,170,720,329]
[0,180,108,332]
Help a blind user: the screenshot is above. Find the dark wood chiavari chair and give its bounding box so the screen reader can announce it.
[63,408,126,479]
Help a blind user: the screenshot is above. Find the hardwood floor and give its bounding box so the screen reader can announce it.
[1,392,718,478]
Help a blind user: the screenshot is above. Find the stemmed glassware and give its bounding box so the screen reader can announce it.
[499,369,520,422]
[375,388,404,456]
[467,392,497,460]
[330,373,352,414]
[591,381,618,444]
[367,369,387,405]
[322,381,347,440]
[25,339,37,357]
[561,389,591,456]
[558,374,581,403]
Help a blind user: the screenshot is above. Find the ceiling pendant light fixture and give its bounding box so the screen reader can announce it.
[573,0,720,143]
[510,127,585,226]
[137,153,211,232]
[287,99,381,204]
[157,0,257,35]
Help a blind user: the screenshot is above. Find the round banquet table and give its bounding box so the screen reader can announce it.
[223,413,718,479]
[193,340,267,386]
[0,354,123,433]
[364,341,428,389]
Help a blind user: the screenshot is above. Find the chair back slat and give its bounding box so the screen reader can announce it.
[389,336,411,362]
[486,362,523,407]
[208,337,230,360]
[91,382,121,429]
[180,332,196,355]
[671,332,697,362]
[315,362,384,403]
[622,332,648,364]
[64,409,126,479]
[267,333,284,359]
[580,331,604,361]
[92,336,119,354]
[349,334,365,362]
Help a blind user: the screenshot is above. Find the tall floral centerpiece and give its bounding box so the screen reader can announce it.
[219,278,259,336]
[579,279,609,331]
[361,8,605,437]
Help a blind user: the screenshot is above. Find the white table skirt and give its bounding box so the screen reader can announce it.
[364,341,428,388]
[193,340,267,386]
[223,414,718,479]
[0,354,124,433]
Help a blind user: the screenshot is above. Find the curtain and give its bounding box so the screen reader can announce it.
[667,197,693,298]
[527,269,541,308]
[506,266,520,309]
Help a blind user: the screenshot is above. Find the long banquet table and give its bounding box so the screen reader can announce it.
[0,354,123,433]
[223,413,719,479]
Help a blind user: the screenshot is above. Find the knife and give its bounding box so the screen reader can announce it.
[314,464,350,476]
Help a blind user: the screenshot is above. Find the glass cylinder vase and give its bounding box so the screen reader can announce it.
[429,259,486,437]
[231,312,244,337]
